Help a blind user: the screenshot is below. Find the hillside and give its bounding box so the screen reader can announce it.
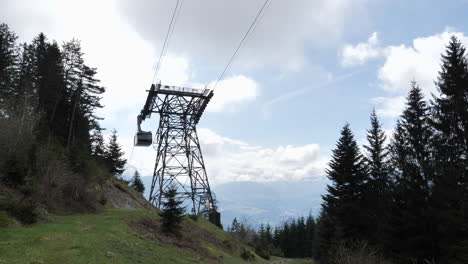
[0,180,312,264]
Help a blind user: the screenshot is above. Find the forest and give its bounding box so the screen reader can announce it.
[0,23,129,222]
[227,36,468,264]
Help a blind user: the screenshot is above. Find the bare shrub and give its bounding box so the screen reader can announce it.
[329,240,393,264]
[0,110,39,186]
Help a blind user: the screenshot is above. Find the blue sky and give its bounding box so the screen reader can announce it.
[2,0,468,221]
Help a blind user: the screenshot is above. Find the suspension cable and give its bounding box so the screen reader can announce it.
[151,0,183,84]
[212,0,270,90]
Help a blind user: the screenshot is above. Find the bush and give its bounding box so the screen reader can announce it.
[241,247,255,261]
[188,214,199,221]
[0,211,14,227]
[99,194,107,205]
[329,240,392,264]
[11,202,38,224]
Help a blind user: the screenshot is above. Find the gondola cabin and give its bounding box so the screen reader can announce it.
[134,131,153,146]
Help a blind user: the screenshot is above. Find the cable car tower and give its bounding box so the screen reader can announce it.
[135,83,220,225]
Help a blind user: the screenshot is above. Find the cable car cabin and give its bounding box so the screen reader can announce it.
[134,131,153,146]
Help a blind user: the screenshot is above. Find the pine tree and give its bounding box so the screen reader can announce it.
[130,170,145,194]
[363,109,390,243]
[90,128,106,158]
[231,217,241,233]
[0,23,19,113]
[388,82,434,262]
[430,35,468,263]
[305,214,316,257]
[313,209,334,260]
[321,123,369,243]
[14,43,39,128]
[62,40,104,150]
[159,184,185,235]
[105,129,127,177]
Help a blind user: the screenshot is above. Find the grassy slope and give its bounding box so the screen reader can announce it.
[0,209,312,264]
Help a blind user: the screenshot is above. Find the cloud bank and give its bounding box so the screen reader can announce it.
[124,128,328,185]
[341,30,468,118]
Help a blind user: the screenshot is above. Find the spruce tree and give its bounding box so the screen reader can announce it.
[321,123,369,243]
[231,217,241,233]
[388,82,434,262]
[130,170,145,194]
[62,40,104,150]
[90,128,106,158]
[313,209,334,260]
[105,129,127,177]
[363,109,390,243]
[430,35,468,263]
[305,214,316,257]
[159,184,185,235]
[0,23,19,112]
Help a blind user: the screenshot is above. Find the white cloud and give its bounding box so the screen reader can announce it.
[125,128,328,185]
[370,30,468,118]
[341,32,382,66]
[207,75,259,112]
[198,128,327,185]
[117,0,368,71]
[377,31,468,94]
[1,0,260,121]
[372,96,406,118]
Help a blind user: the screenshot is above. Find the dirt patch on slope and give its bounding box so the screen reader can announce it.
[127,216,229,261]
[103,179,154,210]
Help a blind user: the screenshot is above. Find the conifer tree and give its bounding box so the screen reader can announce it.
[90,128,106,158]
[230,217,241,233]
[363,109,390,243]
[305,214,316,257]
[62,40,104,150]
[321,123,369,242]
[105,129,127,177]
[159,184,185,235]
[313,210,334,260]
[388,82,434,261]
[430,35,468,263]
[130,170,145,194]
[0,23,19,112]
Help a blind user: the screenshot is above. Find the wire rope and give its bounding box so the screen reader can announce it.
[212,0,270,90]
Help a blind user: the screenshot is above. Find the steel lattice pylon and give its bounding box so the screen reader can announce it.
[137,83,216,216]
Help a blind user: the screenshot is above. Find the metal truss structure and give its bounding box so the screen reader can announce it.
[138,83,215,215]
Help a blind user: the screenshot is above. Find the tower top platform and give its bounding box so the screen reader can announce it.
[157,84,213,97]
[139,83,214,124]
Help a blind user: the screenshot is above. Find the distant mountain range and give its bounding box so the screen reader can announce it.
[138,176,327,228]
[213,180,327,227]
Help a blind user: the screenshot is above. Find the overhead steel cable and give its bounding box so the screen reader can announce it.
[212,0,270,91]
[132,0,183,169]
[151,0,183,84]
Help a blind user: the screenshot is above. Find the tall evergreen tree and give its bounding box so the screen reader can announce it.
[388,82,434,262]
[105,129,127,177]
[321,123,369,243]
[159,184,185,235]
[363,109,390,243]
[304,214,316,257]
[130,170,145,194]
[313,209,334,260]
[0,23,19,113]
[430,36,468,263]
[90,128,106,158]
[62,40,104,150]
[230,217,241,233]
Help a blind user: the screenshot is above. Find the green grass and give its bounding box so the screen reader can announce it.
[0,210,204,264]
[0,209,314,264]
[0,211,14,228]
